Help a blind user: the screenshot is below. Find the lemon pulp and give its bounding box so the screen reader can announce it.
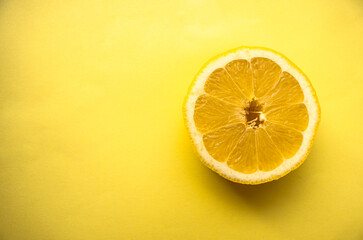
[194,57,308,174]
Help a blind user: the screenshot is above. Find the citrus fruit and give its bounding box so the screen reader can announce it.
[183,46,321,184]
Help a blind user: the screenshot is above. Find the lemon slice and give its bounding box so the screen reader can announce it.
[183,47,321,184]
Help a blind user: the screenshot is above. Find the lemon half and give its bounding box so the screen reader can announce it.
[183,47,321,184]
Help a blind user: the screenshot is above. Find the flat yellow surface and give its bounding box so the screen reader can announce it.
[0,0,362,239]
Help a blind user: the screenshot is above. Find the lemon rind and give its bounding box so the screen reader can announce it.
[183,46,321,185]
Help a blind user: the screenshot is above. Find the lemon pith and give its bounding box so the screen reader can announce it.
[183,46,321,184]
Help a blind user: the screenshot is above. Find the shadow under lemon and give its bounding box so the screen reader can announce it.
[182,128,322,211]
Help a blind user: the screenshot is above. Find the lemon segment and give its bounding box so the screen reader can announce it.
[256,128,284,171]
[224,59,253,99]
[226,128,258,174]
[204,68,247,105]
[194,94,245,134]
[203,123,246,163]
[259,72,304,106]
[264,121,303,159]
[251,57,282,98]
[265,103,309,131]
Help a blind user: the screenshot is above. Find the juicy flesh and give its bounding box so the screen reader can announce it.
[194,58,308,173]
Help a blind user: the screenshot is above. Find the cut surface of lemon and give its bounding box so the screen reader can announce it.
[183,47,321,184]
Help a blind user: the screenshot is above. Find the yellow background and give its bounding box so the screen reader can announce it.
[0,0,362,239]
